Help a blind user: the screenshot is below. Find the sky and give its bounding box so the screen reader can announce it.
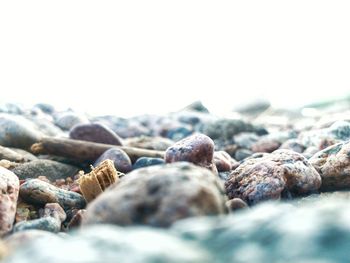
[0,1,349,117]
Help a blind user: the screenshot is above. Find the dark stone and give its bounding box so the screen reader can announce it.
[234,148,253,161]
[94,148,132,173]
[133,157,165,170]
[70,123,123,145]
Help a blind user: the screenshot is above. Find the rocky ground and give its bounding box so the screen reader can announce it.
[0,99,350,262]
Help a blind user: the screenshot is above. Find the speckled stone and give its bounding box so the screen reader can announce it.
[94,148,132,173]
[83,162,227,227]
[0,167,19,236]
[132,157,165,170]
[310,141,350,191]
[11,160,79,181]
[165,133,217,173]
[225,150,321,205]
[19,179,85,210]
[70,123,123,145]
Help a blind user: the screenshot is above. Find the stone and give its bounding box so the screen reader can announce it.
[233,132,259,149]
[0,146,27,163]
[8,148,37,162]
[0,114,43,150]
[181,100,210,113]
[233,98,271,116]
[165,133,217,173]
[33,103,55,115]
[4,225,208,263]
[226,198,248,212]
[133,157,165,170]
[234,148,253,161]
[11,160,79,181]
[310,141,350,191]
[251,138,281,153]
[54,111,89,131]
[124,136,174,151]
[213,151,239,172]
[67,209,86,229]
[225,150,321,205]
[20,179,85,210]
[83,162,227,227]
[93,148,132,173]
[0,167,19,236]
[279,138,305,153]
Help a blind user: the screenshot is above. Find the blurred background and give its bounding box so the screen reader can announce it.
[0,0,349,117]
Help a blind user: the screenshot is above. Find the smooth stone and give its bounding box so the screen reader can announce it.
[225,150,321,205]
[54,112,90,131]
[132,157,165,170]
[234,148,253,161]
[11,160,79,181]
[165,133,217,173]
[279,138,305,153]
[0,167,19,236]
[0,114,43,150]
[233,132,259,149]
[70,123,123,145]
[226,198,248,212]
[310,141,350,191]
[19,179,85,210]
[33,103,55,115]
[251,138,281,153]
[94,148,132,173]
[83,162,227,227]
[213,151,238,172]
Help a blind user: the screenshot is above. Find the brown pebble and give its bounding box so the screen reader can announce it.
[226,198,248,212]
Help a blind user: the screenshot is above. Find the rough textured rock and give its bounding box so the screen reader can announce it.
[11,160,79,181]
[225,150,321,205]
[173,196,350,263]
[213,151,238,172]
[54,112,89,131]
[133,157,165,170]
[4,225,208,263]
[165,133,217,173]
[70,123,123,145]
[93,148,132,173]
[83,162,227,227]
[13,203,66,233]
[20,179,85,210]
[124,136,174,151]
[310,141,350,191]
[0,167,19,236]
[0,114,43,150]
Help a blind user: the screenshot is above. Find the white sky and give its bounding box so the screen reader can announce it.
[0,1,349,117]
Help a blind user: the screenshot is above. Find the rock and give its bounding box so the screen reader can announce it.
[251,138,281,153]
[93,148,132,173]
[8,148,37,162]
[0,103,23,115]
[165,133,217,173]
[226,198,248,212]
[279,139,305,153]
[67,209,86,229]
[0,114,43,150]
[83,162,227,227]
[0,146,27,163]
[233,132,259,149]
[124,136,174,151]
[233,98,271,116]
[213,151,238,172]
[29,117,63,137]
[225,150,321,205]
[132,157,165,170]
[310,141,350,191]
[15,202,38,223]
[11,160,79,181]
[0,167,19,236]
[234,148,253,161]
[181,101,210,113]
[166,126,194,141]
[70,122,123,145]
[4,225,208,263]
[20,179,85,210]
[13,203,66,233]
[172,196,350,263]
[33,103,55,115]
[54,111,89,131]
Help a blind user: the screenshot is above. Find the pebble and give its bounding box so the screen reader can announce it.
[54,111,89,131]
[0,167,19,236]
[67,209,86,229]
[69,122,123,145]
[226,198,248,212]
[225,149,321,205]
[19,179,85,210]
[93,148,132,173]
[0,114,43,150]
[310,141,350,191]
[279,138,305,153]
[11,159,79,181]
[213,151,238,172]
[165,133,217,173]
[125,136,174,151]
[132,157,165,170]
[234,148,253,161]
[83,162,227,227]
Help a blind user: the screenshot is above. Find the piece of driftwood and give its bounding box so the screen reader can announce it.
[31,137,165,163]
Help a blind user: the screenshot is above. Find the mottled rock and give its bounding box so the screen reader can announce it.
[4,225,208,263]
[20,179,85,210]
[11,160,79,181]
[54,112,89,131]
[124,136,174,151]
[70,123,123,145]
[83,162,227,227]
[165,133,217,173]
[93,148,132,173]
[310,141,350,191]
[0,167,19,236]
[133,157,165,170]
[0,114,43,150]
[213,151,238,172]
[279,138,305,153]
[225,150,321,205]
[226,198,248,212]
[234,148,253,161]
